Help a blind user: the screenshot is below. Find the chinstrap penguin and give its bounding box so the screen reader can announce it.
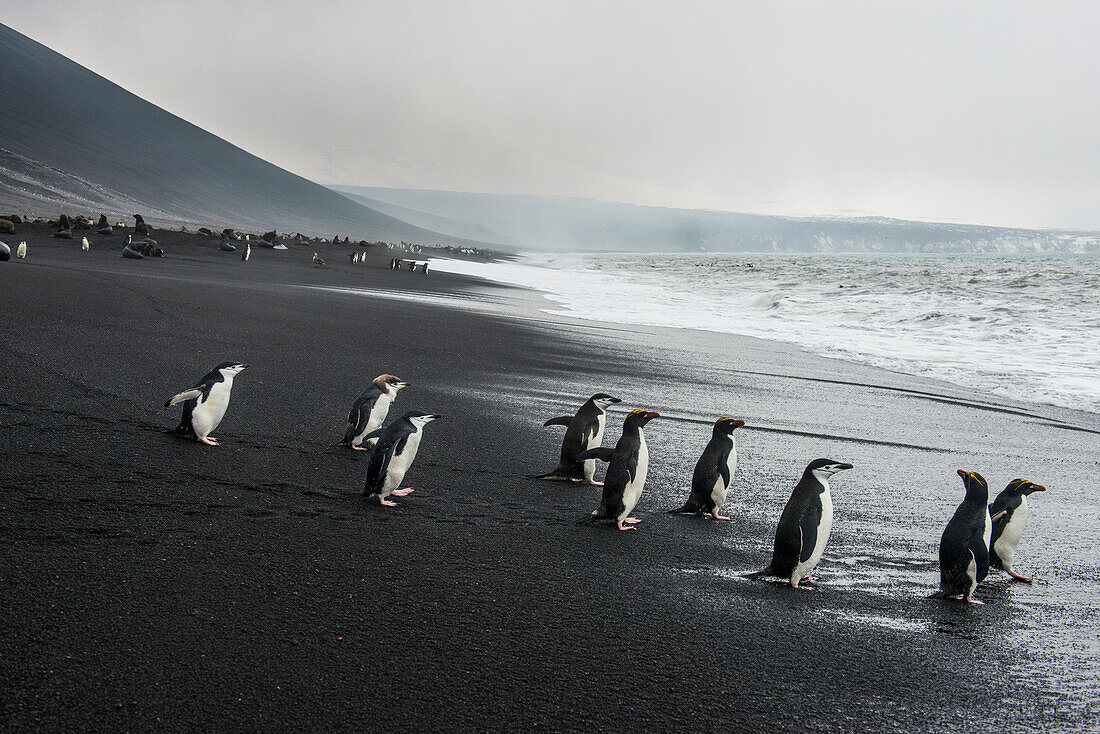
[939,469,993,604]
[989,478,1046,582]
[670,417,746,520]
[361,411,440,506]
[164,362,248,446]
[532,392,621,485]
[577,409,660,531]
[750,458,853,588]
[339,374,409,450]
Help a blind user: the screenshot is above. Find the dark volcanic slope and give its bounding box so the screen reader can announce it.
[0,23,485,245]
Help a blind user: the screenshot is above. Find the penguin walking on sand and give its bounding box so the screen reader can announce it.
[532,393,621,485]
[939,470,993,604]
[749,459,853,588]
[577,409,660,530]
[313,252,325,267]
[81,236,90,252]
[16,241,27,259]
[164,362,248,446]
[242,241,251,261]
[670,417,746,520]
[361,411,440,506]
[989,478,1047,582]
[339,374,408,450]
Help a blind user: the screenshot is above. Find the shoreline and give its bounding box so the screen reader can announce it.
[428,251,1100,424]
[2,227,1098,731]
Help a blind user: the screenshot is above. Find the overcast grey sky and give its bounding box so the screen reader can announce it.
[4,1,1099,229]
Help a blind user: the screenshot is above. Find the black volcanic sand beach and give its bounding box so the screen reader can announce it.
[2,225,1098,731]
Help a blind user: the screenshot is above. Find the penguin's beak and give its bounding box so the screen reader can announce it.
[956,469,968,479]
[835,462,854,471]
[610,397,622,403]
[397,381,410,388]
[645,411,660,420]
[1031,484,1047,492]
[731,419,746,428]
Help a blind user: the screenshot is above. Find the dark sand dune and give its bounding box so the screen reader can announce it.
[0,23,490,245]
[2,230,1097,731]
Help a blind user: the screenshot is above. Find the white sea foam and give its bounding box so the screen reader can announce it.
[431,252,1100,413]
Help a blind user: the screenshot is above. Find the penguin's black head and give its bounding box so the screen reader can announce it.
[1004,478,1047,496]
[806,458,854,478]
[714,417,746,435]
[215,361,248,375]
[956,469,989,500]
[405,411,440,427]
[591,393,622,409]
[624,408,660,426]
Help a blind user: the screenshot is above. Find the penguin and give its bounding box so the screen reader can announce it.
[576,409,660,531]
[361,411,440,506]
[750,458,853,588]
[532,393,622,485]
[97,214,113,235]
[16,241,27,259]
[133,214,151,236]
[989,478,1046,582]
[670,417,746,520]
[939,469,993,604]
[242,241,250,262]
[313,252,325,267]
[164,362,248,446]
[81,236,90,252]
[338,374,409,450]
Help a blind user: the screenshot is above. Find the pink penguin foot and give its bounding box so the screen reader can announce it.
[711,513,732,521]
[588,480,605,487]
[391,488,414,497]
[570,478,584,483]
[965,595,985,605]
[200,436,219,446]
[792,581,815,590]
[615,523,637,531]
[379,499,398,507]
[1008,571,1033,583]
[623,517,641,524]
[350,444,367,451]
[803,575,819,583]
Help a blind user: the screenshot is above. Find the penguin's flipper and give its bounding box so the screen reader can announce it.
[990,509,1007,522]
[543,416,574,427]
[717,461,731,488]
[576,448,615,463]
[581,416,600,442]
[798,505,822,563]
[164,388,203,407]
[361,427,385,443]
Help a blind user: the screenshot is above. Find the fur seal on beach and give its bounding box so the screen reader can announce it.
[670,417,746,520]
[164,362,247,446]
[939,470,992,604]
[133,214,151,236]
[749,459,853,588]
[339,375,408,450]
[96,214,113,235]
[361,411,440,506]
[532,393,621,485]
[989,478,1046,582]
[577,409,660,531]
[54,215,72,239]
[0,241,10,261]
[219,234,237,252]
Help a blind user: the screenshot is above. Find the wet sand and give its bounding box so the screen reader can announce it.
[1,225,1098,731]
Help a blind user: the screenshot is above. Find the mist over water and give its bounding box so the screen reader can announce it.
[433,252,1100,414]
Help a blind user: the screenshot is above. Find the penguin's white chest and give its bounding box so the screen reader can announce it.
[711,441,737,509]
[367,392,393,430]
[192,380,233,437]
[994,498,1028,567]
[384,428,423,491]
[619,430,648,520]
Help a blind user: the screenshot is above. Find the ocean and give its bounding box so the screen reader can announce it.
[432,252,1100,414]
